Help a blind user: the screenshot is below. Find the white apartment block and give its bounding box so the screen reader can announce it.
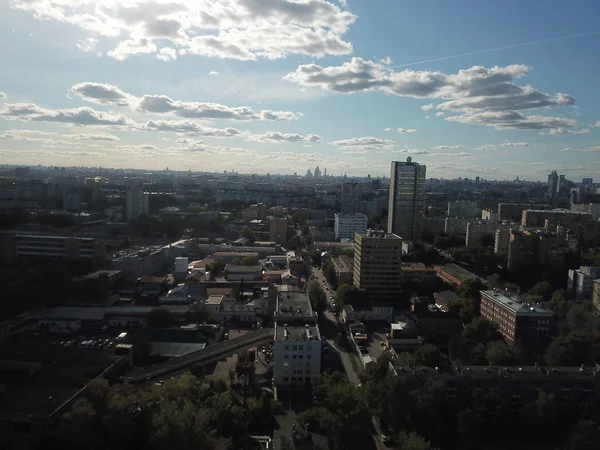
[481,209,499,222]
[444,217,470,236]
[273,292,321,388]
[466,220,497,247]
[494,223,518,254]
[334,213,368,241]
[567,266,600,299]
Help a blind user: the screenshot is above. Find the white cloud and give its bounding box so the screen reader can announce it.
[11,0,356,61]
[141,119,243,137]
[446,111,577,131]
[332,136,398,152]
[428,152,471,157]
[247,132,322,143]
[435,111,445,117]
[208,71,220,76]
[594,121,600,128]
[396,149,429,155]
[156,47,178,62]
[76,38,98,52]
[0,129,120,145]
[0,92,6,99]
[71,82,301,121]
[432,145,466,150]
[397,127,416,134]
[542,128,591,135]
[476,141,531,151]
[380,56,393,65]
[421,103,434,111]
[560,146,600,153]
[383,127,392,132]
[0,103,133,127]
[285,58,577,132]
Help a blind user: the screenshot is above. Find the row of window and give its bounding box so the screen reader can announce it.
[283,354,311,360]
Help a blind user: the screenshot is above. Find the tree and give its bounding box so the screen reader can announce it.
[147,307,175,328]
[566,419,600,450]
[529,281,553,301]
[309,248,322,267]
[335,284,364,309]
[241,255,259,266]
[323,261,337,288]
[457,408,484,450]
[399,432,433,450]
[239,228,256,243]
[307,279,327,313]
[412,344,449,369]
[485,341,517,366]
[458,278,485,301]
[189,304,212,324]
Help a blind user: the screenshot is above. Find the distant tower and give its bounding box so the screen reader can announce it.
[388,157,426,241]
[306,168,313,177]
[324,168,327,177]
[314,166,322,178]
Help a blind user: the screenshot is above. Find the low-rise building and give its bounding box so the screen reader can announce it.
[223,264,263,281]
[481,209,498,222]
[434,290,461,312]
[434,264,479,287]
[593,280,600,311]
[400,262,437,284]
[331,255,353,286]
[480,289,554,346]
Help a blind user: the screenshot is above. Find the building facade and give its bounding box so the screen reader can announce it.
[353,230,403,302]
[269,217,289,244]
[334,213,368,240]
[447,200,479,218]
[480,290,554,346]
[388,158,426,242]
[466,220,497,247]
[567,266,600,299]
[125,187,149,222]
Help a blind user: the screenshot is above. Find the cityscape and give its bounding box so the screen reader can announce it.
[3,1,600,449]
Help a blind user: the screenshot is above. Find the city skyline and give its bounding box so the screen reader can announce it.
[2,1,600,180]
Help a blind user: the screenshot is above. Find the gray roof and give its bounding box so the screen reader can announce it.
[34,307,106,321]
[481,290,553,316]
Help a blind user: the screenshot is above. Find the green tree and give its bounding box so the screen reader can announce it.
[309,248,323,267]
[147,307,175,328]
[566,419,600,450]
[241,255,259,266]
[412,344,449,369]
[400,432,434,450]
[529,281,553,301]
[485,340,517,366]
[457,408,484,450]
[323,261,337,287]
[307,279,327,313]
[189,304,212,323]
[335,284,364,309]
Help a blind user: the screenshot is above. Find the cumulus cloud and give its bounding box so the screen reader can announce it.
[0,103,133,127]
[247,132,322,143]
[429,152,471,157]
[594,121,600,128]
[208,71,220,76]
[0,129,120,145]
[435,111,445,117]
[332,136,398,152]
[141,119,243,137]
[476,142,531,151]
[432,145,466,150]
[383,127,392,132]
[76,38,98,52]
[561,146,600,153]
[11,0,356,61]
[0,92,6,99]
[380,56,393,65]
[71,82,301,121]
[542,128,591,135]
[397,127,416,134]
[285,58,577,132]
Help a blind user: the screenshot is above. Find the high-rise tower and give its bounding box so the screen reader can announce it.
[387,157,426,241]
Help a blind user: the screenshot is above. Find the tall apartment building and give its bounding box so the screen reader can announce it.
[567,266,600,299]
[480,290,554,346]
[465,220,497,247]
[341,182,363,213]
[444,217,470,236]
[269,216,289,244]
[521,208,593,228]
[447,200,479,218]
[241,203,269,221]
[125,187,149,222]
[273,292,321,388]
[353,230,403,302]
[388,157,426,242]
[0,233,107,268]
[494,222,518,254]
[507,229,577,271]
[334,213,368,240]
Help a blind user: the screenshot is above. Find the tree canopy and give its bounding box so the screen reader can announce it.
[147,307,175,328]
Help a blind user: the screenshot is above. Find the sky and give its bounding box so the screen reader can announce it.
[1,0,600,181]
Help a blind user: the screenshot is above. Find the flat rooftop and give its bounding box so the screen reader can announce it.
[275,323,320,341]
[435,263,480,282]
[481,290,554,316]
[276,291,313,317]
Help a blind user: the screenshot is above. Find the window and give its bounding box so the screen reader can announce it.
[284,345,289,351]
[292,355,297,359]
[291,377,296,382]
[298,345,304,350]
[284,354,289,360]
[307,354,311,359]
[292,345,297,350]
[283,377,288,382]
[298,355,303,359]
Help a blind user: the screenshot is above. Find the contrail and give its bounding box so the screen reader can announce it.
[389,30,600,69]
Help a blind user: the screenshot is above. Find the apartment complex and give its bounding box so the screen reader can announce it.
[507,229,578,271]
[497,202,551,222]
[594,280,600,311]
[465,220,497,247]
[334,213,368,240]
[446,200,479,218]
[388,157,426,242]
[353,230,403,302]
[521,208,593,228]
[480,290,554,346]
[125,186,149,222]
[567,266,600,299]
[494,222,519,254]
[0,233,107,267]
[481,208,498,222]
[341,182,363,213]
[444,217,470,236]
[272,292,321,388]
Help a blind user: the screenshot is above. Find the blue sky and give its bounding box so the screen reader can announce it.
[1,0,600,180]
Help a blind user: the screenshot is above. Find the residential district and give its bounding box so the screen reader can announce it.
[2,160,600,450]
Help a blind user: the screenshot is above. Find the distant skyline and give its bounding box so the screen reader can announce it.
[1,0,600,181]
